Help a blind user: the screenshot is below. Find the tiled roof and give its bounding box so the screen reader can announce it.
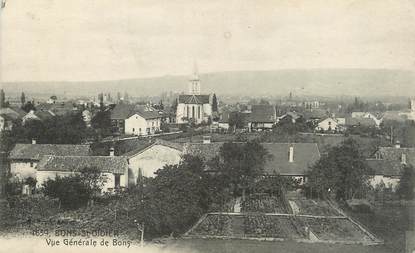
[249,105,276,123]
[182,142,224,162]
[303,109,329,120]
[110,104,162,120]
[374,147,415,166]
[366,159,403,176]
[35,110,55,120]
[382,111,407,122]
[9,144,91,161]
[345,117,376,127]
[110,104,136,120]
[184,142,320,176]
[36,155,128,174]
[262,143,320,176]
[0,108,22,120]
[178,95,210,104]
[0,113,16,121]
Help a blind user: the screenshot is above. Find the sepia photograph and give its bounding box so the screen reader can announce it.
[0,0,415,252]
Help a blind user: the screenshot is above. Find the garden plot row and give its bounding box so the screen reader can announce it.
[295,217,372,242]
[189,214,301,239]
[292,199,341,216]
[188,213,377,244]
[241,195,287,213]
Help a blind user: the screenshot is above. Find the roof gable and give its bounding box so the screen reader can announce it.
[178,95,210,104]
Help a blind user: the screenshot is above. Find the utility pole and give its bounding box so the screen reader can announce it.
[134,220,144,247]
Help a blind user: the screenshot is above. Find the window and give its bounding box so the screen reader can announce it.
[114,175,121,188]
[132,128,135,132]
[198,106,201,118]
[30,162,34,168]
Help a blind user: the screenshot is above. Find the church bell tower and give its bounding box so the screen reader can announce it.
[188,62,201,95]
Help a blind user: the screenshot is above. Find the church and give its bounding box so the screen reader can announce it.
[176,66,215,124]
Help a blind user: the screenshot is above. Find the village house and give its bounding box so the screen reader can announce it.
[35,155,129,192]
[247,105,277,131]
[368,142,415,190]
[316,117,341,132]
[351,112,383,127]
[22,110,55,124]
[344,117,377,129]
[277,111,302,124]
[0,113,14,132]
[8,142,91,180]
[366,159,402,190]
[111,104,163,136]
[124,139,183,182]
[0,107,27,131]
[176,67,214,124]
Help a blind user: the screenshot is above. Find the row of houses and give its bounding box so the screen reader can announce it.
[8,137,413,193]
[216,103,410,133]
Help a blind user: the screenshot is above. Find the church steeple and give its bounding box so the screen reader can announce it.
[188,61,201,95]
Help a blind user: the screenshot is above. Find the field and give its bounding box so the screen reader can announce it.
[293,199,341,216]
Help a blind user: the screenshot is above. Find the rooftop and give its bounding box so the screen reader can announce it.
[9,144,91,161]
[36,155,128,174]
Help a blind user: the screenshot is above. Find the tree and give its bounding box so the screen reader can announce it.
[228,112,245,132]
[91,110,112,137]
[212,93,218,112]
[396,164,415,200]
[0,89,5,108]
[20,92,26,105]
[139,155,208,237]
[216,140,269,199]
[21,101,36,112]
[42,167,105,209]
[306,139,372,200]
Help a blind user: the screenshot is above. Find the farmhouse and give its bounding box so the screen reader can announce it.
[111,104,163,136]
[35,155,129,192]
[9,142,91,180]
[366,159,402,190]
[124,139,183,182]
[316,117,340,132]
[247,105,277,131]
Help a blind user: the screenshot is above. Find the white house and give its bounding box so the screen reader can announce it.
[316,117,340,131]
[366,159,402,190]
[176,67,214,124]
[9,143,91,180]
[35,155,129,192]
[124,139,183,182]
[124,106,163,136]
[351,112,382,127]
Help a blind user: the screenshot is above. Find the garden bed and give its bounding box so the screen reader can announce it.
[296,217,371,242]
[294,199,340,216]
[241,195,287,213]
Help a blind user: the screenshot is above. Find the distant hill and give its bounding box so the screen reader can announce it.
[2,69,415,98]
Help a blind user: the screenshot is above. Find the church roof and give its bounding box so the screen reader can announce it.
[178,95,210,104]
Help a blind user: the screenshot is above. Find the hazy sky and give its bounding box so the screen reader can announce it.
[1,0,415,82]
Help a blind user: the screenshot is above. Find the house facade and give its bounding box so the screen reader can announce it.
[124,108,162,136]
[316,117,340,132]
[35,155,129,192]
[9,143,91,180]
[125,140,183,182]
[247,105,277,131]
[111,104,163,135]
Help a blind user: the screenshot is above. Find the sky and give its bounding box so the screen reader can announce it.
[1,0,415,82]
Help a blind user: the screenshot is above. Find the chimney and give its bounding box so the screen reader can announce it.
[203,136,211,144]
[289,146,294,163]
[32,139,36,145]
[401,153,407,164]
[109,147,115,156]
[395,141,401,149]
